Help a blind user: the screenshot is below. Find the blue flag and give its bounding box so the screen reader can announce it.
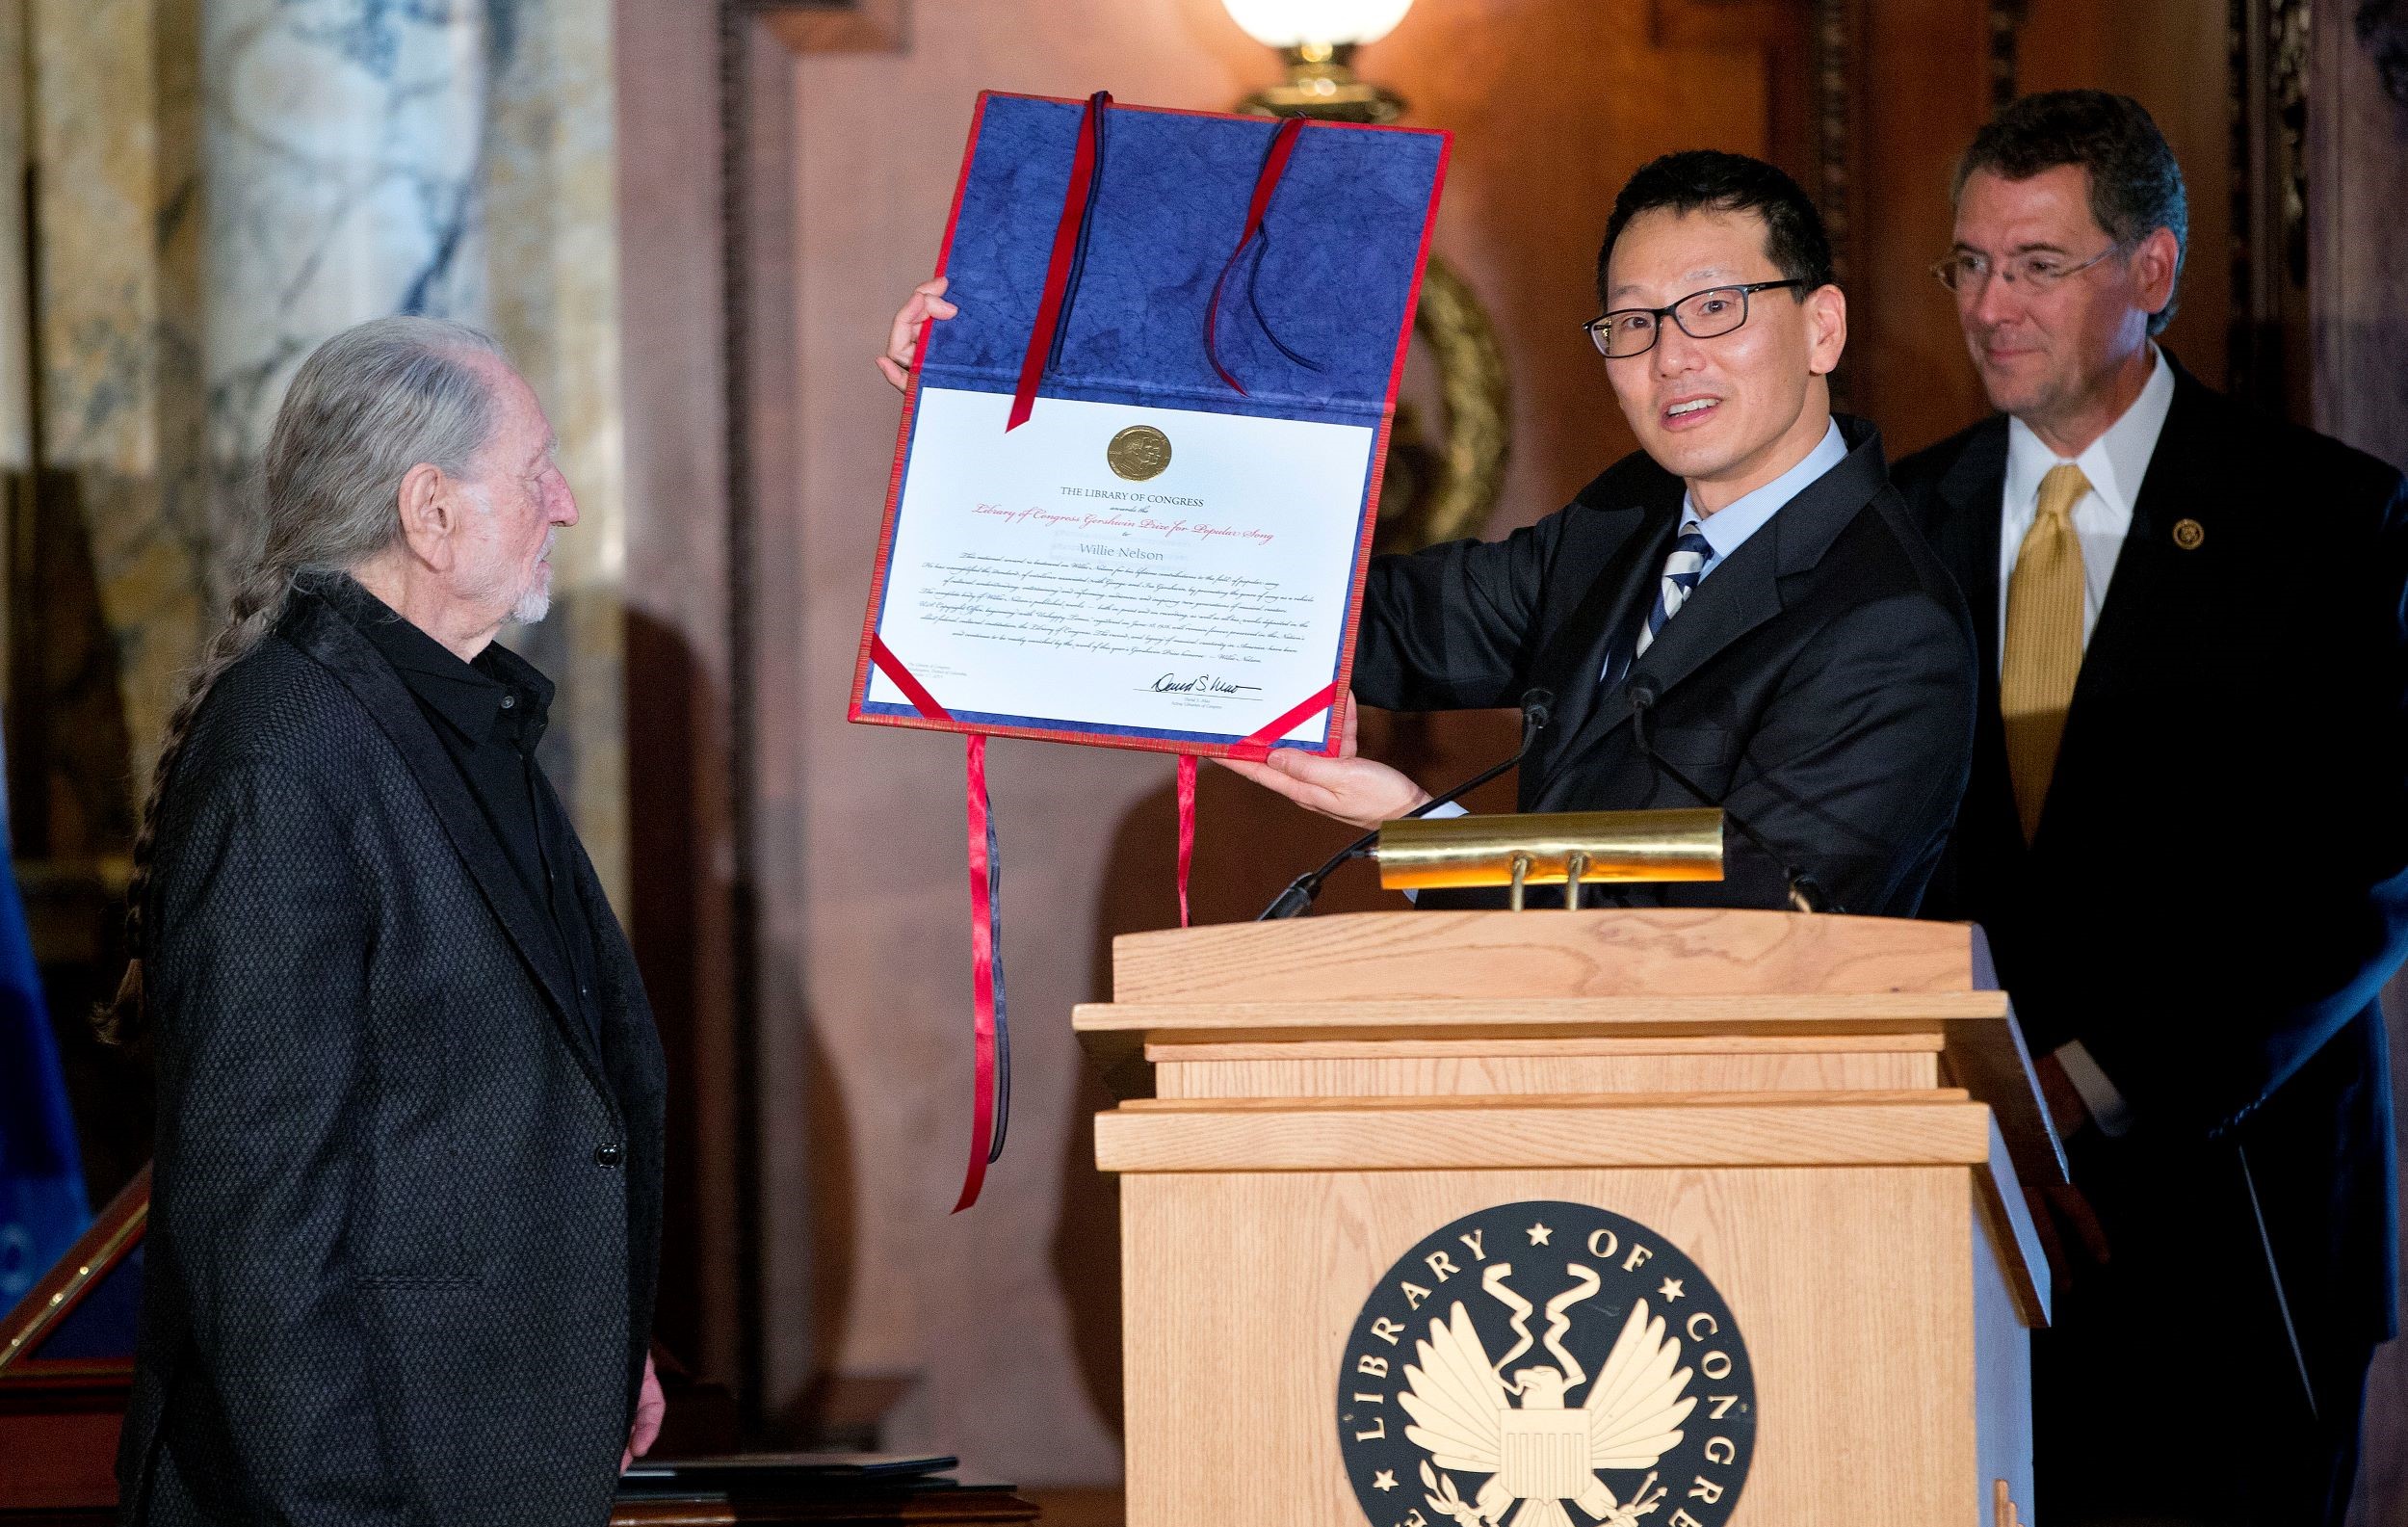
[0,742,91,1311]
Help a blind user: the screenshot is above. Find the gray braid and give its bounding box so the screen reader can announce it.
[100,315,506,1044]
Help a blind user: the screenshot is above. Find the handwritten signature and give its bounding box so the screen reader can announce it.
[1152,673,1261,696]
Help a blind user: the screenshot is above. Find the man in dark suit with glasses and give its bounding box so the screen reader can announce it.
[1897,89,2408,1526]
[1212,149,1979,917]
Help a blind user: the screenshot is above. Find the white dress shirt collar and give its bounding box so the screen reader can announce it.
[1682,419,1848,582]
[2002,345,2174,529]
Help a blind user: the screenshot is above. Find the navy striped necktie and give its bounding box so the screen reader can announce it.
[1635,519,1714,660]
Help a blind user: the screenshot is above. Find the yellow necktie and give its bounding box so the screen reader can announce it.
[2000,463,2091,840]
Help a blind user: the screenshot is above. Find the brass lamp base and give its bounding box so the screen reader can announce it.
[1235,42,1407,124]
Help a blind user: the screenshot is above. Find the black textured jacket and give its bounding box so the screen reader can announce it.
[1356,415,1977,915]
[118,574,667,1527]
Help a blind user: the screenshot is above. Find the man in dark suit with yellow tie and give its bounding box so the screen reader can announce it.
[1896,90,2408,1526]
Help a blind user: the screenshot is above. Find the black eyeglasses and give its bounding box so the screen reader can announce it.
[1583,279,1808,359]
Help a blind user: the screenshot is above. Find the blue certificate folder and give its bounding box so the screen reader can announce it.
[850,92,1451,757]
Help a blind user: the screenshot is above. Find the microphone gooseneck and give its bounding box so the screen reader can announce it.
[1628,682,1836,915]
[1255,689,1555,921]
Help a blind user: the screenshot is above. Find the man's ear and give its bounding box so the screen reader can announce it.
[2133,226,2181,321]
[395,462,457,571]
[1805,283,1847,378]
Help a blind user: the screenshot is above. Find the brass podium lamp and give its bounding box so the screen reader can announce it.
[1220,0,1509,555]
[1375,809,1727,910]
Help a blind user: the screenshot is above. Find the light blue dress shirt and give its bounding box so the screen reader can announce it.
[1600,420,1848,681]
[1413,421,1852,854]
[1673,419,1848,588]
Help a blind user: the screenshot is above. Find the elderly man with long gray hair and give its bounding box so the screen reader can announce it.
[104,317,668,1525]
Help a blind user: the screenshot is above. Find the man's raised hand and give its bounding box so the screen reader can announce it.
[877,277,957,391]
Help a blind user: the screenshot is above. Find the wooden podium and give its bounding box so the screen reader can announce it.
[1078,908,2059,1527]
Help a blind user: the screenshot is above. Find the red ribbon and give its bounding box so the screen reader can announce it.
[870,636,951,721]
[955,734,1004,1213]
[1008,92,1111,432]
[1228,681,1341,763]
[1204,117,1309,396]
[1175,755,1198,928]
[869,638,1006,1212]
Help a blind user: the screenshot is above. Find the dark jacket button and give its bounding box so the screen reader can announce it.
[594,1143,624,1167]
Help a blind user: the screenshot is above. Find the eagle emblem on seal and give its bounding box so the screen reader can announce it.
[1338,1202,1754,1527]
[1403,1267,1690,1527]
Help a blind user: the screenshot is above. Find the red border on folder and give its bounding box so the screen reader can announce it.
[847,92,1453,762]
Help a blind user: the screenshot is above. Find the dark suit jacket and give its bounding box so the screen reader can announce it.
[1355,415,1977,915]
[1897,360,2408,1373]
[118,576,668,1527]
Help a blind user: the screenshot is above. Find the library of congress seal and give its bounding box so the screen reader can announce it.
[1107,424,1172,481]
[1337,1201,1756,1527]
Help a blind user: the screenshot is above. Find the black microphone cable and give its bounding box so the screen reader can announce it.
[1256,689,1555,921]
[1628,681,1837,914]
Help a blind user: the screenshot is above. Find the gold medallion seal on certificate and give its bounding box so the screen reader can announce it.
[1107,424,1173,481]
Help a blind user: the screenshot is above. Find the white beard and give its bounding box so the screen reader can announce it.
[511,567,552,624]
[508,530,558,624]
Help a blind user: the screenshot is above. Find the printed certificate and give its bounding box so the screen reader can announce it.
[861,389,1374,750]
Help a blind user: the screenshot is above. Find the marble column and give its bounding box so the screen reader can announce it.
[201,0,491,534]
[23,0,207,813]
[0,3,31,481]
[15,0,492,805]
[198,0,627,898]
[5,0,629,896]
[0,0,28,697]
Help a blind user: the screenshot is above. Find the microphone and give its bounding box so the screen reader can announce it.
[1257,689,1556,921]
[1628,681,1838,914]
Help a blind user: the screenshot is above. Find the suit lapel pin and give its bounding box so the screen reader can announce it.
[2171,517,2205,550]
